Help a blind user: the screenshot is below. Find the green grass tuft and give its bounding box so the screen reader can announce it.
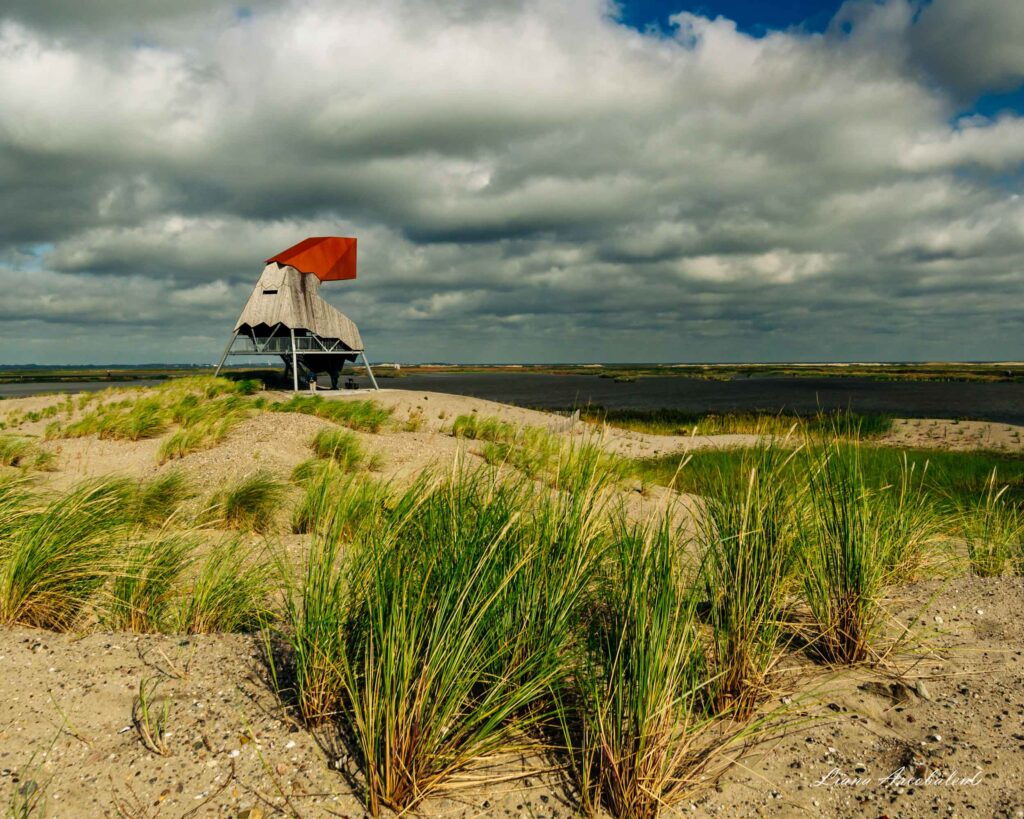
[798,439,899,664]
[560,516,720,818]
[0,479,130,629]
[174,540,273,633]
[959,472,1021,577]
[129,471,194,527]
[290,465,385,537]
[0,435,54,471]
[696,442,799,716]
[310,427,365,469]
[0,435,33,467]
[272,395,392,432]
[206,471,287,533]
[107,533,194,633]
[451,413,517,442]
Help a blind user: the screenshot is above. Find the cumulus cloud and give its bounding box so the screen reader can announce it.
[907,0,1024,100]
[0,0,1022,364]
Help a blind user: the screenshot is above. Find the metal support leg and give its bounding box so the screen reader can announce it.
[290,328,299,392]
[213,330,238,377]
[360,351,379,391]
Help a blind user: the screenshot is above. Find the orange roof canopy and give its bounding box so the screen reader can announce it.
[266,236,357,281]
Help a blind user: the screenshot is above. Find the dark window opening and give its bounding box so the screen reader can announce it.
[262,289,278,295]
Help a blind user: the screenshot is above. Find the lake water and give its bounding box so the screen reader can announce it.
[0,379,167,398]
[5,373,1024,425]
[387,373,1024,425]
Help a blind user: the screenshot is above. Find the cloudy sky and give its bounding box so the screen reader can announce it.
[2,0,1023,365]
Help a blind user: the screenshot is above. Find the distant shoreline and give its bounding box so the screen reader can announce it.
[2,361,1023,385]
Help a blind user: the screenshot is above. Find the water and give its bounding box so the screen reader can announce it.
[0,379,166,398]
[385,373,1024,425]
[5,373,1024,425]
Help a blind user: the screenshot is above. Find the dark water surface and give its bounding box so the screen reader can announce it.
[386,373,1024,425]
[0,379,166,398]
[4,374,1024,425]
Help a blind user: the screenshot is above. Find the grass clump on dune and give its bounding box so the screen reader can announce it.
[290,464,385,536]
[480,424,629,488]
[0,479,130,629]
[281,465,602,813]
[59,377,257,459]
[480,427,559,478]
[107,532,194,633]
[336,473,560,813]
[174,539,273,634]
[696,442,799,717]
[66,397,168,441]
[578,407,894,438]
[316,398,392,432]
[310,427,366,469]
[272,394,392,432]
[158,414,247,461]
[959,472,1021,577]
[560,516,723,818]
[451,413,517,442]
[160,393,252,461]
[872,455,941,584]
[0,435,54,471]
[454,412,572,478]
[280,473,391,721]
[0,475,34,545]
[206,471,287,533]
[0,435,33,467]
[159,375,254,400]
[798,439,908,665]
[128,471,194,527]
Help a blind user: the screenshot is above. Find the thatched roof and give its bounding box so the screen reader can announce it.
[234,263,363,350]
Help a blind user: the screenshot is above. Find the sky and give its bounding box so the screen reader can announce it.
[1,1,1023,365]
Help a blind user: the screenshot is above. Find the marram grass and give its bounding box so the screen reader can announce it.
[0,479,131,629]
[559,516,725,819]
[0,435,55,471]
[797,436,934,664]
[696,440,799,717]
[0,435,33,467]
[290,463,385,536]
[128,471,194,527]
[310,427,365,469]
[279,472,388,722]
[959,471,1021,577]
[272,394,392,433]
[107,531,194,633]
[205,471,287,533]
[279,461,613,814]
[174,539,273,634]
